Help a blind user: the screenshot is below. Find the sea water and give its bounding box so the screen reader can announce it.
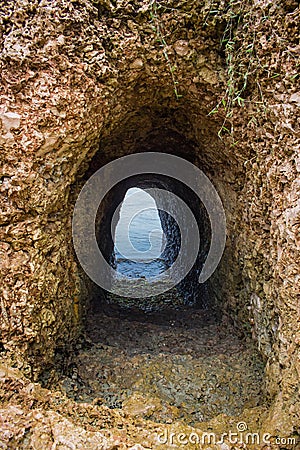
[114,188,166,279]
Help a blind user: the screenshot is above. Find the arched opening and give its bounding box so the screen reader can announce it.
[59,128,266,424]
[88,163,214,313]
[114,187,165,280]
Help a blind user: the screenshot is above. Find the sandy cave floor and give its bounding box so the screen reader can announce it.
[58,285,267,427]
[1,285,278,449]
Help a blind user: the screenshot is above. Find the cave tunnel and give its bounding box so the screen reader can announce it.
[92,171,212,312]
[1,0,299,439]
[75,105,234,323]
[57,103,268,424]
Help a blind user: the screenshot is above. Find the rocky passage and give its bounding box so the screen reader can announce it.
[0,290,275,449]
[0,359,271,449]
[58,288,266,427]
[0,0,299,446]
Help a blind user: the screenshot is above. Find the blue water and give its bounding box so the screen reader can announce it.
[114,188,166,279]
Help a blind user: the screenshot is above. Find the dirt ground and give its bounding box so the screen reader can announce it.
[59,294,266,426]
[1,283,298,450]
[1,286,299,448]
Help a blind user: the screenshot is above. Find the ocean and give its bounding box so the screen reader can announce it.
[114,188,166,279]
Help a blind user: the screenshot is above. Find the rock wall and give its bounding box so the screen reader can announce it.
[0,0,299,433]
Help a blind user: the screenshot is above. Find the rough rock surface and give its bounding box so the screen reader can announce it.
[0,0,299,446]
[0,360,282,449]
[59,304,266,424]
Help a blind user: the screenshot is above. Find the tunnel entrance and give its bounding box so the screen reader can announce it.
[56,115,268,426]
[58,151,267,427]
[89,167,214,314]
[114,187,166,280]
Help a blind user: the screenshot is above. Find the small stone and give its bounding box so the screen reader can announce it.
[0,112,21,131]
[83,44,93,53]
[130,58,144,70]
[173,40,189,56]
[218,444,230,450]
[197,55,206,66]
[57,35,65,45]
[290,92,300,104]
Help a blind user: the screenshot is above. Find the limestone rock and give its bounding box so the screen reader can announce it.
[0,112,21,131]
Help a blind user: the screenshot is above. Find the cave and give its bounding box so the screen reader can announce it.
[82,143,217,312]
[62,117,266,426]
[72,109,231,317]
[0,0,299,447]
